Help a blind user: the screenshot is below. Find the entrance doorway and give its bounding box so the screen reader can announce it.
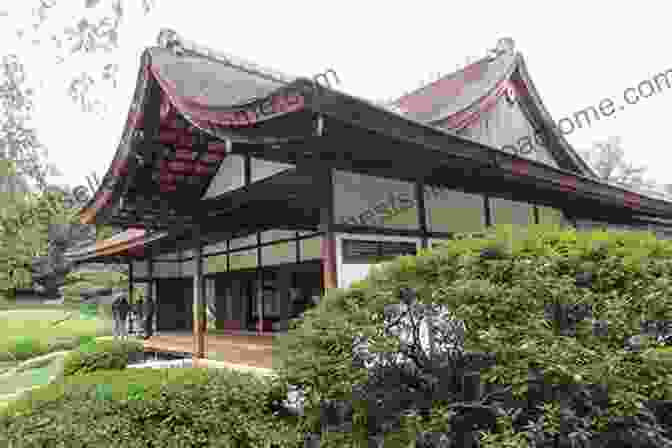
[156,278,193,331]
[211,260,323,333]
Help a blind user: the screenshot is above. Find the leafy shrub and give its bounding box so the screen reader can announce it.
[0,368,302,447]
[62,339,143,377]
[273,225,672,447]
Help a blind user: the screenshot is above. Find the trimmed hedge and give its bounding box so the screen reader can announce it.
[62,339,143,377]
[0,368,302,447]
[273,225,672,447]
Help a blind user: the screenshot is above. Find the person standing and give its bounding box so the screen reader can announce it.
[117,295,130,340]
[111,297,121,340]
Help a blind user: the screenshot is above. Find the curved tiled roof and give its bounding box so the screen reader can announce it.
[78,30,314,227]
[392,42,597,178]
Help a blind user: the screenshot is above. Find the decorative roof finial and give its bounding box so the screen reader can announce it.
[156,28,184,55]
[487,37,516,60]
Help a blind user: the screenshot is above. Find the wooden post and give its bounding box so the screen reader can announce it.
[321,168,338,290]
[256,277,264,334]
[278,268,291,332]
[128,259,134,335]
[416,181,428,249]
[193,227,205,361]
[256,233,264,334]
[128,259,134,302]
[146,255,154,338]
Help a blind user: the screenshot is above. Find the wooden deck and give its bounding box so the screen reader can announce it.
[142,332,280,370]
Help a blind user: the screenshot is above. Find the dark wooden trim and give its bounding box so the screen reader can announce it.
[193,225,205,359]
[177,231,323,262]
[484,194,492,227]
[427,231,458,240]
[226,239,230,272]
[332,224,425,238]
[244,154,252,186]
[128,259,134,303]
[416,181,428,248]
[322,168,338,289]
[295,231,301,263]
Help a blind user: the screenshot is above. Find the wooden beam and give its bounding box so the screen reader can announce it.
[192,225,206,361]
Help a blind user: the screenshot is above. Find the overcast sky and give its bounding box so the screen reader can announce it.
[3,0,671,191]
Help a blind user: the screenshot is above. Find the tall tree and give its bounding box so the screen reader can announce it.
[0,1,156,193]
[0,160,74,295]
[0,54,53,192]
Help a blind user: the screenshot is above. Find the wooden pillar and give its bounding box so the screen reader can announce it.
[416,181,428,249]
[297,158,338,292]
[232,278,244,328]
[193,227,205,360]
[256,233,264,334]
[320,167,338,290]
[321,235,337,290]
[128,259,134,303]
[484,194,492,228]
[146,255,155,336]
[278,267,291,332]
[128,259,134,335]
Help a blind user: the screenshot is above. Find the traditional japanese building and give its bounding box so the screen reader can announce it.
[66,31,672,358]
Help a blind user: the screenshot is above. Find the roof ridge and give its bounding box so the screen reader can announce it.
[393,55,493,105]
[154,28,297,85]
[393,38,516,105]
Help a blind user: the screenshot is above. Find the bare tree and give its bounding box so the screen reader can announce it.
[579,137,656,190]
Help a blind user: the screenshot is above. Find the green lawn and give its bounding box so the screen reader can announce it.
[0,307,113,362]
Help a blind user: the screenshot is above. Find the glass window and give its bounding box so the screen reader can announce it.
[261,241,295,266]
[424,186,485,233]
[153,262,179,278]
[490,197,535,226]
[131,261,148,277]
[229,234,258,250]
[300,236,322,261]
[229,249,257,271]
[205,253,228,274]
[261,229,296,244]
[204,240,227,255]
[333,170,419,230]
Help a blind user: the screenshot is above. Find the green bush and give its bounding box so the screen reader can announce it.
[273,224,672,446]
[0,368,302,447]
[62,339,143,377]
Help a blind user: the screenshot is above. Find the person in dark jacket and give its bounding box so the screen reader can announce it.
[143,297,155,339]
[112,295,130,340]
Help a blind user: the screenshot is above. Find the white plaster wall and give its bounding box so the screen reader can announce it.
[202,155,245,199]
[251,158,294,183]
[458,96,559,168]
